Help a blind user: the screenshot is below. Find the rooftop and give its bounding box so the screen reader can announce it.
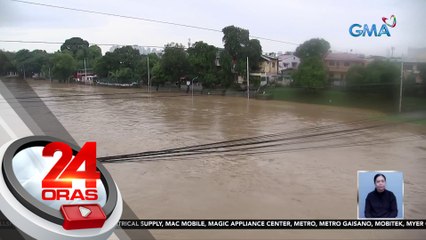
[261,55,278,61]
[324,52,365,62]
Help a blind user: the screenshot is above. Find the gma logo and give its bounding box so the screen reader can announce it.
[349,24,391,37]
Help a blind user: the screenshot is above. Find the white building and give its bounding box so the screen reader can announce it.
[278,52,300,74]
[403,48,426,84]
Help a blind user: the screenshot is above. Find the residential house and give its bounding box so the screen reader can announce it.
[259,54,279,76]
[324,52,367,86]
[248,54,279,86]
[275,52,300,86]
[251,54,278,78]
[403,48,426,83]
[278,52,300,74]
[403,61,425,84]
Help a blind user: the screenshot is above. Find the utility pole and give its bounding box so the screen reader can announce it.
[84,58,87,80]
[48,66,51,83]
[399,57,404,113]
[192,76,198,100]
[247,57,250,100]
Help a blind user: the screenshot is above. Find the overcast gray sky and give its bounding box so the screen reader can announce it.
[0,0,424,56]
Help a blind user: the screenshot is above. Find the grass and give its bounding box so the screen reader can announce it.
[264,87,426,113]
[384,115,426,125]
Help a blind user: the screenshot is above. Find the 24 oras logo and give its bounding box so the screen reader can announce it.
[349,15,397,37]
[0,136,122,239]
[41,142,100,201]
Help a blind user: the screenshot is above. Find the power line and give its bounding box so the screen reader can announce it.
[11,0,222,32]
[0,40,63,45]
[98,117,382,161]
[99,122,377,162]
[0,40,167,49]
[10,0,300,46]
[249,36,299,46]
[98,116,425,163]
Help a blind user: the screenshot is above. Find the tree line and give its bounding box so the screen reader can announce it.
[291,38,426,98]
[0,38,102,82]
[2,27,423,97]
[0,25,264,89]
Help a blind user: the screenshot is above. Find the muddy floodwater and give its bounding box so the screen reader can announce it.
[29,80,426,239]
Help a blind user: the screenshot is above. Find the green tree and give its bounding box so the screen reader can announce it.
[222,26,250,60]
[12,49,49,78]
[221,25,263,82]
[28,50,49,76]
[293,38,330,89]
[111,46,142,70]
[110,68,135,83]
[136,53,160,85]
[94,46,142,83]
[293,57,328,89]
[246,39,262,72]
[346,65,367,88]
[94,52,118,78]
[151,61,165,87]
[218,51,235,88]
[295,38,330,59]
[87,45,102,68]
[187,41,219,88]
[14,49,31,77]
[0,50,15,75]
[40,52,58,80]
[160,43,189,84]
[61,37,89,57]
[52,52,77,82]
[61,37,91,69]
[346,60,400,97]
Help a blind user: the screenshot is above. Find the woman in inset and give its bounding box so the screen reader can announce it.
[364,173,398,218]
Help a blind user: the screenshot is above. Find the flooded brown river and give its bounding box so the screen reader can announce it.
[29,80,426,239]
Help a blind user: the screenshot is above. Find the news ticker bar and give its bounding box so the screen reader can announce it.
[1,219,425,230]
[117,220,426,229]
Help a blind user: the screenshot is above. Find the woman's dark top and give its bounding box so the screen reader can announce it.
[364,189,398,218]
